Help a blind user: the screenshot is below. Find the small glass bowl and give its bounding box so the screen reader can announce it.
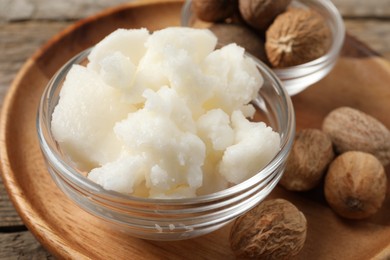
[181,0,345,96]
[37,47,295,241]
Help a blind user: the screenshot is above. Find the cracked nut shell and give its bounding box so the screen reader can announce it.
[192,0,238,22]
[279,129,334,191]
[322,106,390,166]
[265,8,332,68]
[230,198,307,259]
[324,151,387,219]
[209,23,268,62]
[239,0,292,31]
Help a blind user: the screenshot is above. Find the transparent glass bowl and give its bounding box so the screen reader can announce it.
[37,48,295,241]
[181,0,345,96]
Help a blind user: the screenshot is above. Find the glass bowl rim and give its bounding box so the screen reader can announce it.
[37,46,295,206]
[180,0,346,76]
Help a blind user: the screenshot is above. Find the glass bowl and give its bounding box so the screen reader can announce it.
[37,47,295,241]
[181,0,345,96]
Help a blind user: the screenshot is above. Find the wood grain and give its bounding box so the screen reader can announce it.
[1,0,389,21]
[0,0,130,22]
[0,231,54,259]
[0,176,21,227]
[1,1,390,259]
[0,0,390,258]
[333,0,390,17]
[0,21,71,229]
[0,21,71,107]
[344,19,390,60]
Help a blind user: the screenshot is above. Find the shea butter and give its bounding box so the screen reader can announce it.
[51,27,280,198]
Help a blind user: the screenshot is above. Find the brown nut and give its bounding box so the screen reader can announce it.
[265,8,332,68]
[192,0,238,22]
[230,198,307,259]
[209,23,268,62]
[239,0,292,32]
[324,151,387,219]
[322,106,390,166]
[279,129,334,191]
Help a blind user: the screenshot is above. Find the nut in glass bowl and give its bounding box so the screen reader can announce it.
[181,0,345,96]
[37,44,295,241]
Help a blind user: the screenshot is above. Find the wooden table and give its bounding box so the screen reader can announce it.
[1,0,389,258]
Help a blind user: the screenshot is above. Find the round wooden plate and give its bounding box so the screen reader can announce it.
[2,0,390,259]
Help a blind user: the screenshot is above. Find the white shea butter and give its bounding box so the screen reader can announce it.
[51,27,280,198]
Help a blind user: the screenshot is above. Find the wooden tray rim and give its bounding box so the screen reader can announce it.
[1,0,390,258]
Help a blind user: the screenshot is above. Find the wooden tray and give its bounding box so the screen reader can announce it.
[2,0,390,259]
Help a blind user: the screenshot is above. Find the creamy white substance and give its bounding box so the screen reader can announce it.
[51,27,280,198]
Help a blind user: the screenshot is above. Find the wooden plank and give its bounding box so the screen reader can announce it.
[0,0,131,22]
[1,0,390,21]
[0,21,70,229]
[0,21,71,107]
[0,5,388,257]
[0,231,54,259]
[332,0,390,18]
[344,19,390,60]
[0,2,390,258]
[0,176,23,227]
